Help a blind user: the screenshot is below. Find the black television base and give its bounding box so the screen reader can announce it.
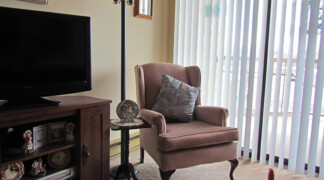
[0,97,61,110]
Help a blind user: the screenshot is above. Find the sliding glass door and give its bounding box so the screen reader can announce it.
[173,0,324,177]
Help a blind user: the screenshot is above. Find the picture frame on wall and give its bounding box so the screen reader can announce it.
[48,122,66,144]
[19,0,48,5]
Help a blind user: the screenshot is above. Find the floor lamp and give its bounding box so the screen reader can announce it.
[110,0,135,179]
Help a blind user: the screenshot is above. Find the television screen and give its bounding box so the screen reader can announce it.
[0,7,91,108]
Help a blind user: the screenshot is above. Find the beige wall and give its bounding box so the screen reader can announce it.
[0,0,174,141]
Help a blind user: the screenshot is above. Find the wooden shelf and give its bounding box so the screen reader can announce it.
[1,143,77,168]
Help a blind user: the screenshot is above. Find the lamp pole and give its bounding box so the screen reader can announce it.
[121,0,126,102]
[111,0,135,179]
[120,0,126,167]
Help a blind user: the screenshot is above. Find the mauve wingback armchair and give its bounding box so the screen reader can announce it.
[134,62,239,180]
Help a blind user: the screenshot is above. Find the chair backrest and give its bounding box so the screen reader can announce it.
[135,62,201,110]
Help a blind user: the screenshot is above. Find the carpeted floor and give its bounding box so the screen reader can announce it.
[110,149,319,180]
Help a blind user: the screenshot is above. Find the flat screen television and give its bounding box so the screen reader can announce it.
[0,7,91,109]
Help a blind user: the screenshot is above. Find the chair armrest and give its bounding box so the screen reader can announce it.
[139,108,167,134]
[194,105,229,126]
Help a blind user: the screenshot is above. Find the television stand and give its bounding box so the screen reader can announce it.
[0,97,61,110]
[0,96,111,179]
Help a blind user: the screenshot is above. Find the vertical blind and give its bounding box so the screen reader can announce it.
[173,0,324,177]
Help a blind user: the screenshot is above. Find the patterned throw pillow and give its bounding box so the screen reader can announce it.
[152,74,200,122]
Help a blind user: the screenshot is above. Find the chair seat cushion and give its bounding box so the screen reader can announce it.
[158,120,239,152]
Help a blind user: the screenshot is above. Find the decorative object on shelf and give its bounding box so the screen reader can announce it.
[33,124,48,150]
[30,158,46,177]
[134,0,153,20]
[48,122,66,144]
[65,122,75,143]
[22,130,33,153]
[47,149,71,169]
[0,162,24,180]
[116,100,139,119]
[19,0,48,4]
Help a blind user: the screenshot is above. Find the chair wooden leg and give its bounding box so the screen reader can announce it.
[140,147,144,163]
[159,169,175,180]
[228,159,239,180]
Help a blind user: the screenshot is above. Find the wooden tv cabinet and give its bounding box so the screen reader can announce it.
[0,96,111,180]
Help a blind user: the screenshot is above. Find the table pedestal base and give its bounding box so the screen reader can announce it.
[110,164,138,180]
[110,118,151,180]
